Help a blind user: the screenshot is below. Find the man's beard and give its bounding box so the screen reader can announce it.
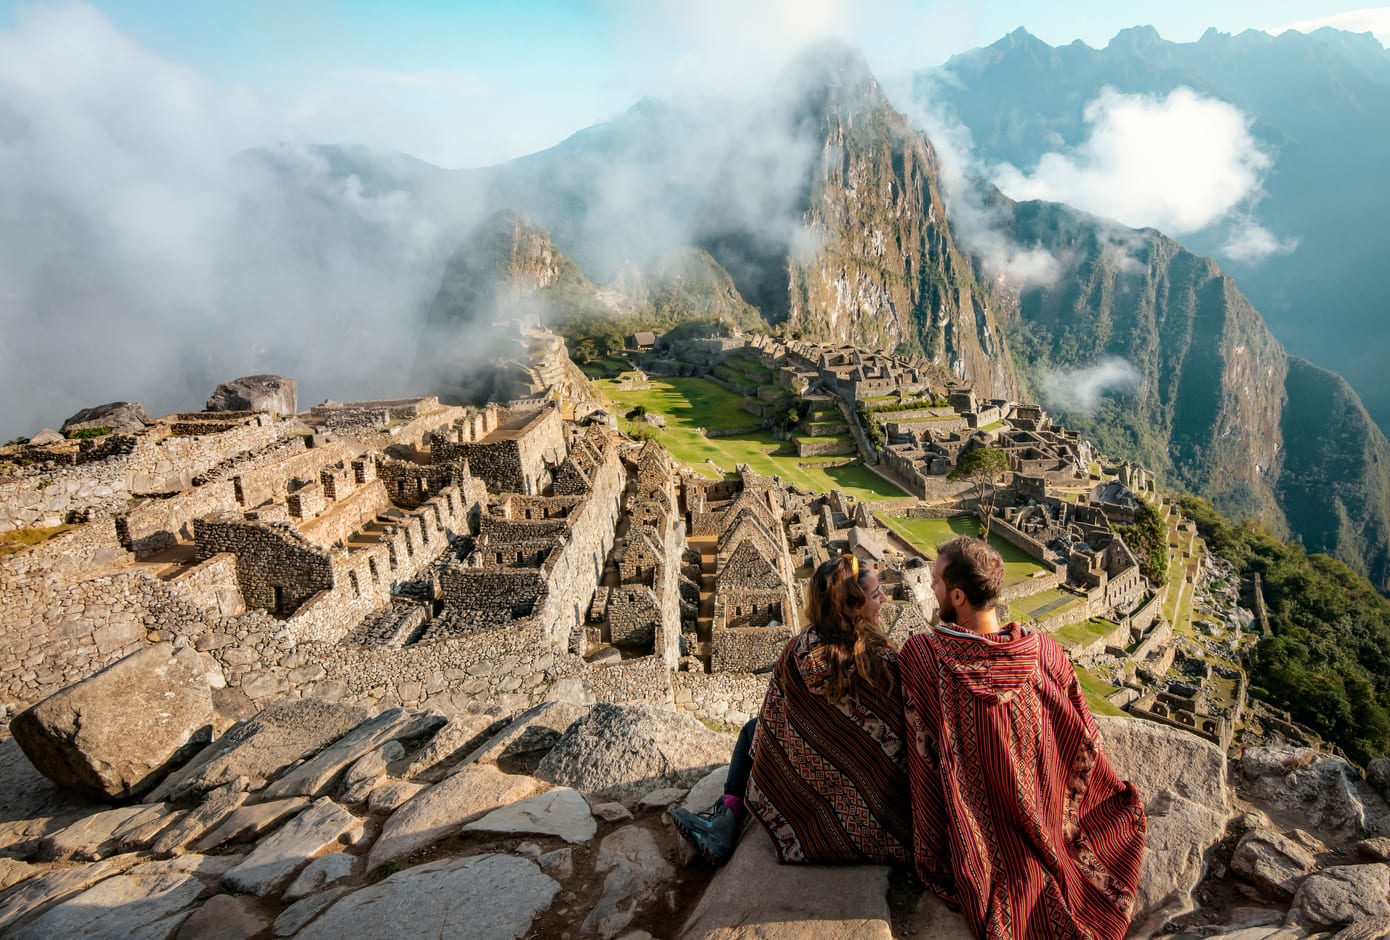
[932,598,957,626]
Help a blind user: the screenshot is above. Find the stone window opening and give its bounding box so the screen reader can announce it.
[369,558,380,583]
[272,585,285,614]
[349,571,360,597]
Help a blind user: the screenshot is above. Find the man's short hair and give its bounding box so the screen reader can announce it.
[936,536,1005,609]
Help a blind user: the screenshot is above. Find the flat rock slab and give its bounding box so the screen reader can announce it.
[221,797,363,897]
[274,886,350,937]
[0,857,39,891]
[12,643,212,800]
[536,703,734,801]
[1094,716,1231,936]
[10,865,209,940]
[366,779,424,814]
[39,804,149,861]
[368,764,542,871]
[340,740,405,803]
[0,854,137,932]
[149,698,371,803]
[403,708,507,782]
[62,400,150,434]
[295,854,559,940]
[193,797,308,852]
[1231,830,1317,898]
[1286,863,1390,931]
[681,766,729,815]
[173,893,272,940]
[457,702,589,773]
[585,825,675,938]
[679,822,892,939]
[284,851,356,901]
[151,783,249,856]
[465,787,597,844]
[260,707,445,800]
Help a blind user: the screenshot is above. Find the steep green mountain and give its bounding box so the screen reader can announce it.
[702,46,1019,397]
[916,25,1390,431]
[987,194,1390,589]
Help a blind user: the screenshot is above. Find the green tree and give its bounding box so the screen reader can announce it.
[1118,500,1169,586]
[951,448,1011,538]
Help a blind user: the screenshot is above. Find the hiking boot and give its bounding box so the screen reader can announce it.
[672,800,741,865]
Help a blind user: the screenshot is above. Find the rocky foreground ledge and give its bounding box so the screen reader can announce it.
[3,645,1390,938]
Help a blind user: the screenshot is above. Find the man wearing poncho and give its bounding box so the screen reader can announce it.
[901,537,1147,940]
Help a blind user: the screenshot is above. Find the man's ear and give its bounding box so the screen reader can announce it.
[950,586,968,610]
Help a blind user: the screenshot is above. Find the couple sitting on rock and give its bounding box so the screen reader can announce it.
[673,538,1148,940]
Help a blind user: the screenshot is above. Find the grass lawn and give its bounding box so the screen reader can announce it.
[1051,617,1120,649]
[0,522,77,556]
[878,515,1051,585]
[594,375,907,500]
[578,357,631,380]
[1008,587,1083,622]
[1074,666,1126,717]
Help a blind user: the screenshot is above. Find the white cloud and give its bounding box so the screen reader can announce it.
[1220,219,1300,265]
[1040,357,1141,415]
[0,3,472,439]
[990,87,1274,236]
[906,81,1065,290]
[1266,6,1390,45]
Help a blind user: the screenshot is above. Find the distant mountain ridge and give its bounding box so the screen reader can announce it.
[249,41,1390,589]
[916,24,1390,432]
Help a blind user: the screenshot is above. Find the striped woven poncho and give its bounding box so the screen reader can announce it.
[744,626,912,864]
[900,624,1147,940]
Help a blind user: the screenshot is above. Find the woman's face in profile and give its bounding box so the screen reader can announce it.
[859,570,886,624]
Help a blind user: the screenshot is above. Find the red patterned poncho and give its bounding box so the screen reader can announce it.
[745,626,912,864]
[899,624,1146,940]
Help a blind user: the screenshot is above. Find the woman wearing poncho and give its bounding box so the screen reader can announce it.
[672,554,912,865]
[902,537,1147,940]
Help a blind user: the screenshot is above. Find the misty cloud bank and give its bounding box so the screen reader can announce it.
[988,86,1296,265]
[1040,357,1142,414]
[0,5,469,440]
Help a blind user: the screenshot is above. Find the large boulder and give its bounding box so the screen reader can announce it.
[61,401,150,435]
[535,703,733,801]
[1237,746,1369,839]
[1093,716,1232,936]
[1285,863,1390,933]
[11,643,213,800]
[679,819,892,939]
[206,375,296,415]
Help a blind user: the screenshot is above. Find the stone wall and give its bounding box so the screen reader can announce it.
[0,518,223,705]
[437,406,566,495]
[986,514,1058,570]
[165,553,245,618]
[674,672,771,727]
[795,437,857,458]
[195,517,335,615]
[0,417,292,533]
[295,481,392,550]
[711,625,794,674]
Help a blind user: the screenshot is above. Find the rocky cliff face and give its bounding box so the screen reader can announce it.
[699,46,1020,400]
[993,195,1390,590]
[998,199,1288,523]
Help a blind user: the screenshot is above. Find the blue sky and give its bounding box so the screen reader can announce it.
[1,1,1384,167]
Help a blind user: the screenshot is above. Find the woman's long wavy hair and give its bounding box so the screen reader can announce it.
[806,554,896,704]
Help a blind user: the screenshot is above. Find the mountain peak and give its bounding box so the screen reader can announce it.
[1107,24,1165,52]
[783,40,877,92]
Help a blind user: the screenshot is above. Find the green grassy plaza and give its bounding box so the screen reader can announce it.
[592,374,907,501]
[878,515,1052,585]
